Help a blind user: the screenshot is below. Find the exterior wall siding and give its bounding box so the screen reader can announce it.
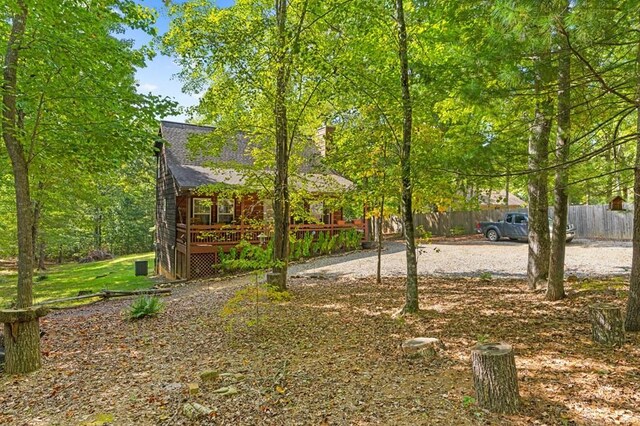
[155,149,177,278]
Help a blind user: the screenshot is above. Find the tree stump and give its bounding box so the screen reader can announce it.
[401,337,444,359]
[0,307,48,374]
[589,303,625,347]
[471,342,520,413]
[266,272,283,288]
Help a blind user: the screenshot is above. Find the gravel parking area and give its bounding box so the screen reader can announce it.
[289,239,632,279]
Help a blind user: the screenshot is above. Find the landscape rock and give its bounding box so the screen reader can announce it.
[188,382,199,395]
[183,402,215,419]
[161,382,182,393]
[200,370,220,382]
[213,385,239,396]
[401,337,445,358]
[220,372,245,383]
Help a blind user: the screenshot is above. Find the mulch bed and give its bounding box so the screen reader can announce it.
[0,276,638,425]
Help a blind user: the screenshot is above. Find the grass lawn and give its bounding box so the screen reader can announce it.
[0,252,155,307]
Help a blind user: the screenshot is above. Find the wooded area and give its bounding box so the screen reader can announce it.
[1,0,640,423]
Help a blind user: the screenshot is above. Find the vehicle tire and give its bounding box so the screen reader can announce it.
[565,237,574,243]
[486,229,499,242]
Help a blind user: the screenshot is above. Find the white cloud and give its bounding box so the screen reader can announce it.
[139,83,158,93]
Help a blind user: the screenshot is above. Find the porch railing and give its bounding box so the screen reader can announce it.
[177,222,365,251]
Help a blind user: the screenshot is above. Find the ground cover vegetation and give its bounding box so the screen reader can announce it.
[0,276,637,424]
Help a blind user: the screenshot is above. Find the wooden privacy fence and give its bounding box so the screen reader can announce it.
[566,204,633,240]
[384,204,634,240]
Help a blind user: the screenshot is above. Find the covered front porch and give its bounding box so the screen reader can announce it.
[173,193,367,279]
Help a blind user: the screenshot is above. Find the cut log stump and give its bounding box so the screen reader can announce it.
[401,337,444,359]
[266,272,283,288]
[471,342,520,413]
[589,303,625,347]
[0,307,49,374]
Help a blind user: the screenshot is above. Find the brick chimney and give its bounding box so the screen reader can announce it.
[315,125,335,157]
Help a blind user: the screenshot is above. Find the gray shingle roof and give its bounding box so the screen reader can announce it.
[159,121,352,192]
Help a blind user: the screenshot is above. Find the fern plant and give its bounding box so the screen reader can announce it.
[128,295,164,320]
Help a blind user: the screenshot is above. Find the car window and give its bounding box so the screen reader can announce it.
[506,214,513,224]
[515,214,527,224]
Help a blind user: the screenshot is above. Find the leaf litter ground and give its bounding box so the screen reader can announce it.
[0,275,638,425]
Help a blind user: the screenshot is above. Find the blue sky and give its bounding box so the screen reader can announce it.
[128,1,235,121]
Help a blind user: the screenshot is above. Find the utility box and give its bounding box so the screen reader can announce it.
[135,260,148,276]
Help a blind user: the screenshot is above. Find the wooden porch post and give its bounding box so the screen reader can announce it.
[186,194,191,280]
[363,204,370,241]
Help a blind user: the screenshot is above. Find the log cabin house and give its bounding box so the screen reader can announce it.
[155,121,365,279]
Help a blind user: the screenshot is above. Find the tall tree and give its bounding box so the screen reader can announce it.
[1,0,164,373]
[271,0,302,290]
[547,2,571,301]
[562,0,640,330]
[395,0,419,313]
[164,0,343,291]
[526,58,553,291]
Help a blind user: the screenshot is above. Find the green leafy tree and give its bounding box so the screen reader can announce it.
[164,0,348,290]
[0,0,170,373]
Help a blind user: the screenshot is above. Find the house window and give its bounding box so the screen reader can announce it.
[310,201,324,222]
[192,198,211,225]
[217,198,234,224]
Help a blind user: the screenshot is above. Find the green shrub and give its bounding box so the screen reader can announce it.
[416,225,432,240]
[218,239,275,272]
[449,226,466,236]
[127,295,164,320]
[301,232,314,258]
[478,272,492,281]
[343,228,362,250]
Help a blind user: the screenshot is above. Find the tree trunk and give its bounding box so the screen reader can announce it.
[37,239,46,271]
[1,1,41,374]
[376,194,385,285]
[547,5,571,301]
[94,207,103,250]
[395,0,419,314]
[3,320,41,373]
[625,40,640,330]
[32,194,41,269]
[527,59,552,291]
[271,0,290,291]
[471,343,520,414]
[590,303,625,346]
[504,166,510,208]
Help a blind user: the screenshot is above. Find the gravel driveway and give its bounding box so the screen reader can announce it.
[288,239,632,279]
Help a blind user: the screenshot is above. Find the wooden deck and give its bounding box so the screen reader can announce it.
[174,222,366,279]
[177,222,366,254]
